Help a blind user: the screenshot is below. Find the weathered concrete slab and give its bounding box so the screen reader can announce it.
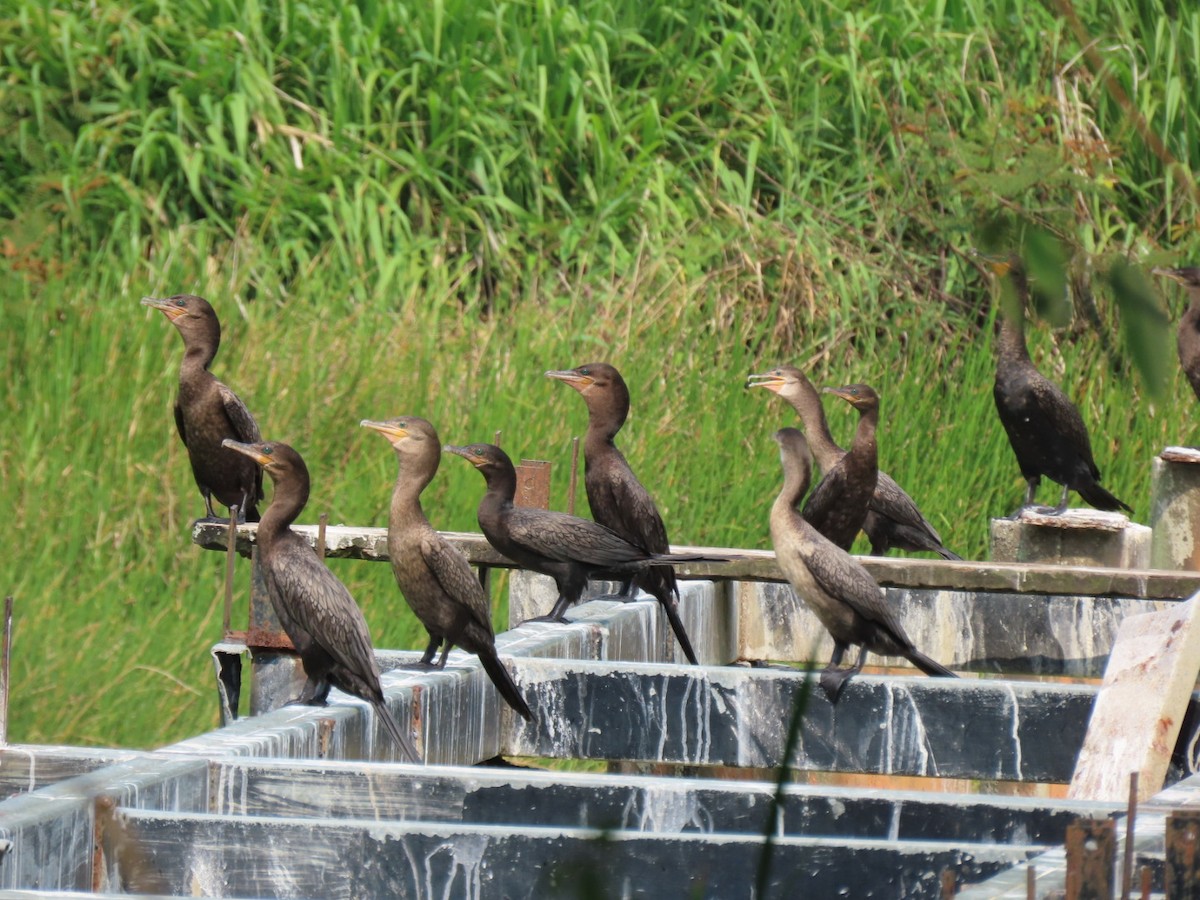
[500,659,1117,781]
[209,757,1116,843]
[735,580,1170,676]
[1151,448,1200,570]
[1070,596,1200,802]
[0,747,145,802]
[93,809,1035,899]
[0,755,208,892]
[507,572,736,664]
[991,510,1150,568]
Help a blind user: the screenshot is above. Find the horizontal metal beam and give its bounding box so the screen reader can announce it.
[191,521,1200,598]
[94,809,1036,899]
[210,757,1117,844]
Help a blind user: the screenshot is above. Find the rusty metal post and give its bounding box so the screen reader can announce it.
[316,512,329,561]
[0,596,11,746]
[1166,809,1200,899]
[515,460,551,509]
[223,507,238,636]
[1122,772,1138,900]
[568,437,580,516]
[1027,866,1036,900]
[1065,818,1116,900]
[940,867,957,898]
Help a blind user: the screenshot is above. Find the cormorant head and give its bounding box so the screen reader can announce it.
[745,365,814,399]
[444,442,513,477]
[822,383,880,413]
[362,416,441,475]
[141,294,222,350]
[222,439,307,486]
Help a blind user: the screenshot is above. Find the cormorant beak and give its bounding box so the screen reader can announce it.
[222,438,271,466]
[745,372,785,393]
[360,419,408,443]
[140,297,186,320]
[444,445,484,467]
[545,369,592,392]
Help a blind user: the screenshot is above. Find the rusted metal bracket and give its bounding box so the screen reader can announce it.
[1064,817,1115,900]
[1166,809,1200,898]
[1,596,11,746]
[515,459,551,509]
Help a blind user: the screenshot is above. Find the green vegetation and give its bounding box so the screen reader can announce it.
[1,0,1197,749]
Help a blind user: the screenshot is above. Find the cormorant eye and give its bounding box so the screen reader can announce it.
[174,298,187,307]
[261,445,274,456]
[579,367,590,376]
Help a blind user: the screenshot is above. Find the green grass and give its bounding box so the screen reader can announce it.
[1,0,1198,749]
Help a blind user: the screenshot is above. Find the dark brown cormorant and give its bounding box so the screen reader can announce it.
[221,438,422,762]
[769,427,956,702]
[747,367,960,559]
[545,362,699,664]
[142,294,262,521]
[446,442,723,624]
[1152,266,1200,405]
[783,382,879,551]
[362,417,533,721]
[990,261,1132,516]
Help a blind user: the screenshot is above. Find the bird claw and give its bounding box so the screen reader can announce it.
[520,614,573,625]
[818,667,853,703]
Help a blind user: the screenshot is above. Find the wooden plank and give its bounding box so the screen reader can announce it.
[94,810,1036,900]
[210,758,1116,843]
[191,522,1200,598]
[1069,597,1200,802]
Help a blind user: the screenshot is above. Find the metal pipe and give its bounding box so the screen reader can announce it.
[568,436,580,515]
[0,596,11,746]
[224,506,238,636]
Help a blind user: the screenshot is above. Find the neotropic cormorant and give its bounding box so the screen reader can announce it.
[786,382,879,551]
[222,438,422,762]
[1152,266,1200,405]
[545,362,699,664]
[362,416,533,721]
[989,261,1132,516]
[446,442,723,624]
[769,427,956,702]
[747,367,960,559]
[142,294,262,521]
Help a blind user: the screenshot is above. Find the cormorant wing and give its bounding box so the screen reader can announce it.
[173,401,187,446]
[801,466,847,533]
[420,532,495,637]
[505,506,646,567]
[804,537,910,643]
[219,381,262,443]
[869,471,943,543]
[270,540,381,686]
[588,463,671,554]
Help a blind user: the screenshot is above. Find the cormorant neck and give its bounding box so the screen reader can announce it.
[181,332,219,372]
[257,474,309,549]
[775,454,811,514]
[389,447,437,528]
[784,386,842,468]
[851,406,879,458]
[995,313,1031,364]
[481,460,518,507]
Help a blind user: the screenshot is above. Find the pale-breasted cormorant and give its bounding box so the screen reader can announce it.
[362,416,533,721]
[769,427,956,702]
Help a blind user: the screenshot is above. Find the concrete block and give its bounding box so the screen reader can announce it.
[1151,447,1200,570]
[989,509,1150,568]
[1069,593,1200,802]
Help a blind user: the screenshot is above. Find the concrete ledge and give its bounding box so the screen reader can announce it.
[735,581,1180,676]
[1151,447,1200,570]
[990,510,1150,568]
